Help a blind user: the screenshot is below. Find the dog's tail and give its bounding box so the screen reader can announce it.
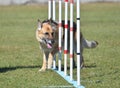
[82,38,98,48]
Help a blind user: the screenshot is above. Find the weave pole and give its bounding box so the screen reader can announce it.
[52,0,56,69]
[76,0,81,86]
[53,0,56,20]
[70,0,74,81]
[58,0,62,71]
[48,0,56,70]
[64,0,68,76]
[48,0,52,19]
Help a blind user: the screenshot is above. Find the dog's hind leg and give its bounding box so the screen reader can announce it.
[73,53,76,68]
[80,54,84,68]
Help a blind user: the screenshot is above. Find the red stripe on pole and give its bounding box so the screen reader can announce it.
[70,27,73,31]
[70,54,73,58]
[64,50,68,54]
[65,0,68,2]
[59,23,62,27]
[64,24,68,29]
[70,0,74,3]
[59,47,62,51]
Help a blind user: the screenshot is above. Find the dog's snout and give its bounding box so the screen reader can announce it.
[51,40,55,44]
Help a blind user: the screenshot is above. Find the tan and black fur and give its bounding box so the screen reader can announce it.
[36,18,98,71]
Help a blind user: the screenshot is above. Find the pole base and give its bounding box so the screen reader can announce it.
[52,69,85,88]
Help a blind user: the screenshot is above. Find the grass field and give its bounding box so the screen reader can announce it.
[0,3,120,88]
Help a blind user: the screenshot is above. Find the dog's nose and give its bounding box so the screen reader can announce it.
[51,40,55,44]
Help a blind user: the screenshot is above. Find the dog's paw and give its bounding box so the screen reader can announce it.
[81,65,85,69]
[80,64,84,69]
[95,41,99,46]
[47,67,52,69]
[38,68,46,72]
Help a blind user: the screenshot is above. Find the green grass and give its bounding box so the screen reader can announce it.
[0,3,120,88]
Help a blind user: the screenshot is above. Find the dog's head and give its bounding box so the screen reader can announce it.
[36,18,58,49]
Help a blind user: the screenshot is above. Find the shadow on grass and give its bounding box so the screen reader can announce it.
[55,66,71,71]
[84,64,97,68]
[0,64,96,73]
[0,65,40,73]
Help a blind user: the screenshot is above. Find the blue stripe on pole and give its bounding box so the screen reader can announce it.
[76,53,80,55]
[76,18,80,20]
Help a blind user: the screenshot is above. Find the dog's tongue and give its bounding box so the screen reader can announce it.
[47,43,52,49]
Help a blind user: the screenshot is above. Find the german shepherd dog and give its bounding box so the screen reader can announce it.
[36,18,98,71]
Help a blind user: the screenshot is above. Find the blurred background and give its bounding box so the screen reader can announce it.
[0,0,120,5]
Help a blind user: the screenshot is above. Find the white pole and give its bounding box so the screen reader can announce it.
[48,0,52,19]
[53,0,56,69]
[70,0,74,81]
[64,0,68,76]
[53,0,56,20]
[58,0,62,71]
[76,0,81,86]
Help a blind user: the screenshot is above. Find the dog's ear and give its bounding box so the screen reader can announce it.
[48,18,53,25]
[37,19,42,30]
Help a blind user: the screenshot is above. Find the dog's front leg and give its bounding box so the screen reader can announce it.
[39,52,49,72]
[48,52,54,69]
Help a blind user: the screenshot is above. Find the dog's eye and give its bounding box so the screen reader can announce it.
[51,32,54,36]
[44,32,49,35]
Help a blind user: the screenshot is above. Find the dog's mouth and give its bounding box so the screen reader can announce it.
[47,42,52,49]
[44,39,54,49]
